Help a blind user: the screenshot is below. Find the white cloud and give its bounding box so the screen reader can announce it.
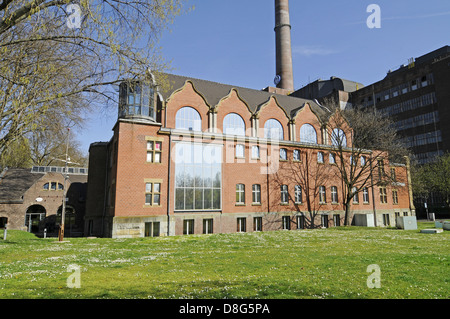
[292,45,339,57]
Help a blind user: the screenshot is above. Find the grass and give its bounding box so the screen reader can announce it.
[0,222,448,299]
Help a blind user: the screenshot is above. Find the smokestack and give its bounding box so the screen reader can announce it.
[274,0,294,91]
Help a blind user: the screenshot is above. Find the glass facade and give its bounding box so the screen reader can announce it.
[175,142,222,211]
[120,82,155,119]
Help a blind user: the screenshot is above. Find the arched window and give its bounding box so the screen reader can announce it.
[223,113,245,136]
[264,119,284,140]
[300,124,317,144]
[175,107,202,131]
[331,128,347,147]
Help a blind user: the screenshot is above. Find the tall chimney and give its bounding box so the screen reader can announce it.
[274,0,294,91]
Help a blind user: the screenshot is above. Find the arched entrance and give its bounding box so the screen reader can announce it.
[25,205,46,233]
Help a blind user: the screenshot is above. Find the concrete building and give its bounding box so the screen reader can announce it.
[351,45,450,165]
[0,166,88,236]
[291,76,364,110]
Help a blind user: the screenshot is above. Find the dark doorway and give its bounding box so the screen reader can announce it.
[25,205,46,233]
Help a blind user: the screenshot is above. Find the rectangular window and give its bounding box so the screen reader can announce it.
[317,152,324,163]
[281,185,289,204]
[379,187,387,204]
[145,182,161,206]
[360,156,366,167]
[321,215,329,228]
[235,144,245,158]
[293,149,301,161]
[331,186,338,203]
[329,153,336,164]
[383,214,390,226]
[319,186,326,204]
[279,148,287,161]
[237,218,247,232]
[294,185,302,203]
[391,168,396,182]
[378,160,385,179]
[282,216,291,230]
[297,214,306,229]
[147,141,162,163]
[236,184,245,205]
[392,190,398,205]
[251,145,260,159]
[363,187,370,204]
[254,217,262,232]
[333,214,341,227]
[144,222,160,237]
[175,143,222,211]
[203,219,213,234]
[183,219,195,235]
[352,187,359,204]
[252,184,261,204]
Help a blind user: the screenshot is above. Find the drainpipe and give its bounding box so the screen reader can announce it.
[167,134,172,236]
[369,154,377,227]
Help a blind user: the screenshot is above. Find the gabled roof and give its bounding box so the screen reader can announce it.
[156,73,331,121]
[0,168,43,202]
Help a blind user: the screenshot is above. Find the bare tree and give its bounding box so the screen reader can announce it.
[272,148,331,229]
[324,100,409,225]
[0,0,187,154]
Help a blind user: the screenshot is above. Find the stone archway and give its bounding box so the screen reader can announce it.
[25,205,46,233]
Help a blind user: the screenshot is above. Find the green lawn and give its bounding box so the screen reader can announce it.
[0,222,448,299]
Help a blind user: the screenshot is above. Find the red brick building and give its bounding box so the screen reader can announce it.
[0,166,87,236]
[85,73,415,238]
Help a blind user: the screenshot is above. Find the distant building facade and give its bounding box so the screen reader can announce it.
[85,73,414,238]
[0,167,88,236]
[351,45,450,165]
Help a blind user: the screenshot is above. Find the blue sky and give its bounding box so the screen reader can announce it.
[77,0,450,154]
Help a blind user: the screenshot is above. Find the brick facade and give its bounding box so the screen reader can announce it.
[85,73,414,238]
[0,168,87,236]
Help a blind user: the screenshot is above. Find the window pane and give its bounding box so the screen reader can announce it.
[147,152,153,162]
[175,189,185,210]
[145,194,152,205]
[185,188,194,209]
[175,107,202,131]
[154,183,161,193]
[154,152,161,163]
[252,146,260,159]
[300,124,317,144]
[223,113,245,136]
[264,119,283,140]
[332,128,347,147]
[195,189,203,209]
[204,189,212,210]
[146,183,152,193]
[153,194,160,206]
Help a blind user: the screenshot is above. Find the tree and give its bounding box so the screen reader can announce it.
[324,100,409,226]
[0,0,187,154]
[412,153,450,209]
[272,148,331,229]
